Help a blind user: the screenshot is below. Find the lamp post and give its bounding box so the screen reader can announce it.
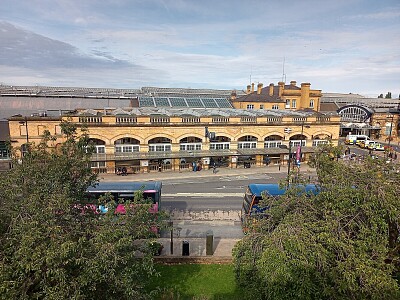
[168,220,174,255]
[287,140,292,177]
[283,127,293,181]
[387,115,394,147]
[298,122,310,170]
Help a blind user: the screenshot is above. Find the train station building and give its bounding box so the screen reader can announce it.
[3,81,340,173]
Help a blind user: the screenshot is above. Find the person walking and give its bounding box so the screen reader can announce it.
[212,162,217,174]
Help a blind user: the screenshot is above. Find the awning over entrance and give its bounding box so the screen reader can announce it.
[340,122,381,130]
[91,147,316,161]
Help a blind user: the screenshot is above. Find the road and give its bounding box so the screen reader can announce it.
[161,171,303,211]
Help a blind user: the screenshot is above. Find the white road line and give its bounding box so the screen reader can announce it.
[163,193,243,197]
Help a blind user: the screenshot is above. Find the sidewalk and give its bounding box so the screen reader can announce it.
[98,163,316,182]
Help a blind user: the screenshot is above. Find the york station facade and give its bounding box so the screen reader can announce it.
[8,106,340,174]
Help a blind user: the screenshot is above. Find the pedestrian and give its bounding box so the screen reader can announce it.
[192,161,197,172]
[212,162,217,174]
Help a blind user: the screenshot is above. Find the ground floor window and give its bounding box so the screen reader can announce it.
[94,145,105,153]
[238,142,257,149]
[264,141,282,148]
[115,145,140,152]
[180,143,202,151]
[90,161,106,168]
[210,142,230,150]
[290,140,306,147]
[149,144,172,152]
[312,140,328,147]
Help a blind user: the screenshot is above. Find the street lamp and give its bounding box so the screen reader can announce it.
[298,122,311,170]
[387,115,394,147]
[168,220,174,255]
[281,127,293,182]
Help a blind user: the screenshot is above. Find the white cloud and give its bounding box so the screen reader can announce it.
[0,0,398,97]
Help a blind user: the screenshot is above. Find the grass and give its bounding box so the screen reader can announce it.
[146,263,245,300]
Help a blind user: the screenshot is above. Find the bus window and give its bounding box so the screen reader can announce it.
[86,181,162,213]
[241,183,319,232]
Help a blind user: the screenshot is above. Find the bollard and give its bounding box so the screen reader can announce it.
[182,240,189,256]
[206,234,214,255]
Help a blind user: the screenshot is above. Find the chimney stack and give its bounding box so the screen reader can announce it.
[278,82,285,97]
[269,83,274,96]
[246,85,251,94]
[231,90,237,100]
[290,81,296,86]
[257,83,263,95]
[251,83,255,93]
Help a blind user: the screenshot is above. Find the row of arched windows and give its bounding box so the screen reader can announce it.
[88,134,328,153]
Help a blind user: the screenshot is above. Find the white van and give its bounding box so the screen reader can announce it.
[345,134,370,145]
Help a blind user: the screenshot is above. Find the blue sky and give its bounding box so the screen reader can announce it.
[0,0,399,97]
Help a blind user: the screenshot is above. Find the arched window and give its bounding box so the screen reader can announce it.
[180,137,202,151]
[148,137,172,152]
[88,138,106,153]
[114,137,140,153]
[209,136,231,150]
[312,134,329,147]
[238,135,257,149]
[385,122,393,136]
[264,135,283,148]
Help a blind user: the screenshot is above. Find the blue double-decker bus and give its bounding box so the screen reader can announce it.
[241,183,320,231]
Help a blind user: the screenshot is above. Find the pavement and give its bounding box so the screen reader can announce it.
[98,164,316,259]
[98,163,316,182]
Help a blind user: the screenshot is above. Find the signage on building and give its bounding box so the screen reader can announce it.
[284,127,292,134]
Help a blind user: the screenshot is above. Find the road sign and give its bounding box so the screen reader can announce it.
[284,127,292,134]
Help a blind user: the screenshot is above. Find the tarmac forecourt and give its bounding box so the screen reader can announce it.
[98,164,316,260]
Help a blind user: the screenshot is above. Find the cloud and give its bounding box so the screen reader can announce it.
[0,21,140,69]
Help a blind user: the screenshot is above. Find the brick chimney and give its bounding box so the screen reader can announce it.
[246,85,251,94]
[251,83,255,93]
[269,83,274,96]
[290,81,296,86]
[257,83,263,95]
[231,90,237,100]
[278,81,285,97]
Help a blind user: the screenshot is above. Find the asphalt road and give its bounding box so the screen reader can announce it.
[161,171,290,212]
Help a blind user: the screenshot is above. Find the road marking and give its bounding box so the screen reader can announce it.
[163,193,243,197]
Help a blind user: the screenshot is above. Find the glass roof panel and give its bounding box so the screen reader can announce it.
[169,97,188,107]
[186,98,205,107]
[201,98,219,108]
[139,97,155,107]
[154,97,170,107]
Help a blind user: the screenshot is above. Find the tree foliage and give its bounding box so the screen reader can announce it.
[0,122,166,299]
[233,143,400,299]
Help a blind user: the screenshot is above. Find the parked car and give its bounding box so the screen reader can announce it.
[374,143,385,151]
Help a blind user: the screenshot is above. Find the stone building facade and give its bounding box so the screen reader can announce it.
[8,107,340,174]
[231,81,321,112]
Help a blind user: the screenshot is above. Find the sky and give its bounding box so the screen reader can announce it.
[0,0,399,97]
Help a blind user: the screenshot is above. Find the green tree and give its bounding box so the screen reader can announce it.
[233,143,400,300]
[0,121,166,299]
[385,92,392,99]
